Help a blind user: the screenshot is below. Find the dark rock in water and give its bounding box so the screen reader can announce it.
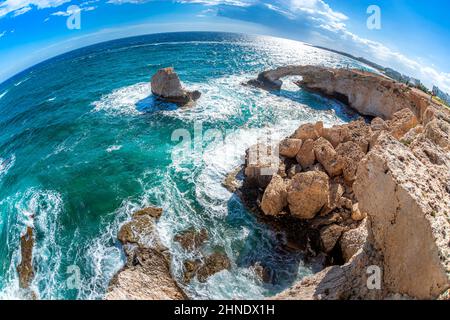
[182,251,231,283]
[17,226,34,290]
[151,67,201,106]
[174,228,208,251]
[197,252,231,283]
[107,207,188,300]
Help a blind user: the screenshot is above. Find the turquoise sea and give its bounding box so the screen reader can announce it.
[0,32,372,299]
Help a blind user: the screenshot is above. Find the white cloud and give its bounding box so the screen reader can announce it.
[0,0,71,18]
[0,31,6,38]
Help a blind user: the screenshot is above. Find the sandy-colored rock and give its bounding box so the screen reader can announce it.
[287,164,302,179]
[336,141,366,183]
[313,138,342,177]
[321,125,351,148]
[295,139,316,168]
[388,108,419,139]
[174,228,208,251]
[292,122,323,141]
[17,227,34,290]
[371,117,389,131]
[351,203,366,221]
[340,219,368,262]
[287,171,330,219]
[354,133,450,299]
[151,67,201,105]
[346,119,372,153]
[320,182,344,216]
[261,174,288,216]
[279,138,303,158]
[107,207,187,300]
[320,224,344,253]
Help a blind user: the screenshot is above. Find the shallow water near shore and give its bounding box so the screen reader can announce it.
[0,32,373,299]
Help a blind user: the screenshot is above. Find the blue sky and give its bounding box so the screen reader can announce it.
[0,0,449,92]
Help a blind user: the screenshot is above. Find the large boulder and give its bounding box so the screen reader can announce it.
[292,122,323,141]
[296,139,316,168]
[354,133,450,299]
[261,174,288,216]
[287,171,330,219]
[313,138,342,177]
[320,224,344,253]
[151,67,201,105]
[183,252,231,283]
[279,138,303,158]
[106,207,188,300]
[174,228,208,252]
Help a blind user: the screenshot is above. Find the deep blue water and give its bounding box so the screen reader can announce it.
[0,32,370,299]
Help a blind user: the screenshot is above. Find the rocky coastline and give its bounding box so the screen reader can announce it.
[239,65,450,300]
[106,65,449,300]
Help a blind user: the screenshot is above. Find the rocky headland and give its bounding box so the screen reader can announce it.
[239,65,450,300]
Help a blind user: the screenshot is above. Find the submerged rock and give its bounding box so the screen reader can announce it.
[151,67,201,106]
[174,228,209,251]
[183,251,231,283]
[17,226,34,290]
[106,207,188,300]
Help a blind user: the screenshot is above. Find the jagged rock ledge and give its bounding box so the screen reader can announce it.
[240,65,450,300]
[106,207,188,300]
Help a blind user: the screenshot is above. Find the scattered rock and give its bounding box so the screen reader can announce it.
[261,174,288,216]
[292,122,323,141]
[340,219,368,262]
[287,164,302,179]
[151,67,201,105]
[296,138,316,168]
[107,207,188,300]
[287,171,330,219]
[320,224,344,253]
[336,141,366,183]
[197,252,231,283]
[174,228,208,251]
[313,138,342,177]
[279,138,303,158]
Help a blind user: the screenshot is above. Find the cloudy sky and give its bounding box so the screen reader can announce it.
[0,0,449,92]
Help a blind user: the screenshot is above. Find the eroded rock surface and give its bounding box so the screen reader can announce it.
[106,207,188,300]
[17,226,34,290]
[151,67,201,105]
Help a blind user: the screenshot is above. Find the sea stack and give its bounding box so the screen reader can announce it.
[151,67,201,106]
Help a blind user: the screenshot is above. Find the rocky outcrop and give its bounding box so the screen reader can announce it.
[174,228,209,252]
[106,207,188,300]
[183,252,231,283]
[248,65,441,120]
[151,67,201,105]
[241,65,450,300]
[354,132,450,299]
[17,226,34,290]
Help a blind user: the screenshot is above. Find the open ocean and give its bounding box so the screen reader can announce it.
[0,32,372,299]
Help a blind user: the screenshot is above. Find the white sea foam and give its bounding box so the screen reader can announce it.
[106,145,122,153]
[0,90,8,100]
[0,154,15,182]
[91,82,150,116]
